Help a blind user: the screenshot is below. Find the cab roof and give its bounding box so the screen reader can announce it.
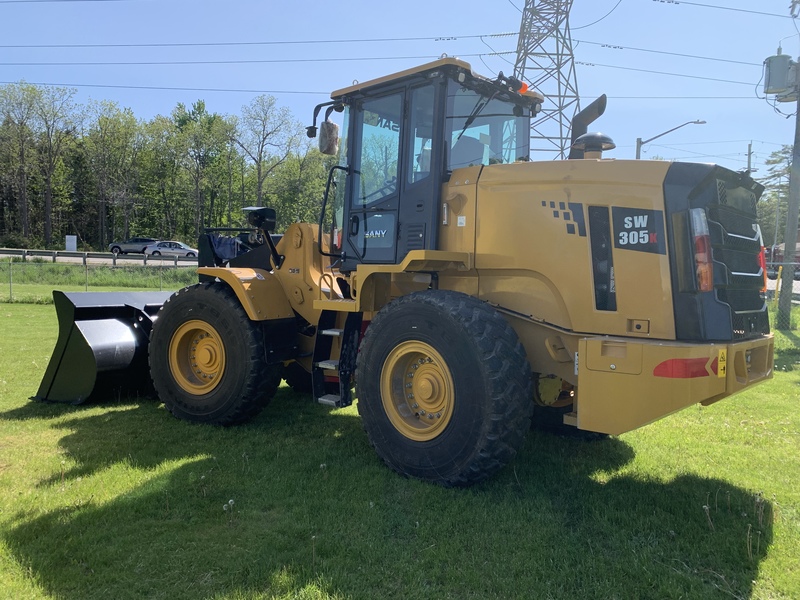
[331,58,473,99]
[330,58,543,104]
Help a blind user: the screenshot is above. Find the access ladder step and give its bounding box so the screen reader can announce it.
[318,394,345,408]
[320,328,343,337]
[316,359,339,370]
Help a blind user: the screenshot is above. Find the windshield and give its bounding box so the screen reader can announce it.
[446,79,530,170]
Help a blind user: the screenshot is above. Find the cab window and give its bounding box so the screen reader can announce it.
[407,85,435,185]
[446,80,529,170]
[355,93,402,206]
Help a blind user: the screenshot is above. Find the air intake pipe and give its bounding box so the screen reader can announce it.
[568,94,607,159]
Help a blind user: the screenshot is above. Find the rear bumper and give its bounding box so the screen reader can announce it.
[574,334,774,435]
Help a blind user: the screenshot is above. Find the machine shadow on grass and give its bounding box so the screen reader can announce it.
[2,389,774,599]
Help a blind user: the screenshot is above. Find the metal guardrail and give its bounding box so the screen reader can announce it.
[0,247,197,266]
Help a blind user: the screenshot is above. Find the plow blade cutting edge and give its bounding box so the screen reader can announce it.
[34,290,173,403]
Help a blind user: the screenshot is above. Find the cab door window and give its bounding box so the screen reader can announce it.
[345,91,403,265]
[354,94,402,206]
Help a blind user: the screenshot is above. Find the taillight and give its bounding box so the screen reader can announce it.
[758,245,768,293]
[689,208,713,292]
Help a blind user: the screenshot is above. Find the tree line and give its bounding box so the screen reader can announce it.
[0,82,334,250]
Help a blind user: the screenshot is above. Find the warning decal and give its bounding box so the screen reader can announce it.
[717,349,727,379]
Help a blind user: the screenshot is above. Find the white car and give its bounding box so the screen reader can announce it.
[143,241,198,258]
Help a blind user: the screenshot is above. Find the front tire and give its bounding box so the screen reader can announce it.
[149,282,281,425]
[356,290,532,486]
[110,246,122,255]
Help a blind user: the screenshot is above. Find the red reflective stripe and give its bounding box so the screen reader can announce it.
[653,357,713,378]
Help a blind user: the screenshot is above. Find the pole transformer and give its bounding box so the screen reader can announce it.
[514,0,580,160]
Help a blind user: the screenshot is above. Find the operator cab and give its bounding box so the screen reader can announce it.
[308,58,542,273]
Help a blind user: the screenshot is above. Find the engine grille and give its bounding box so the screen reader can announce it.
[708,179,769,340]
[664,163,770,342]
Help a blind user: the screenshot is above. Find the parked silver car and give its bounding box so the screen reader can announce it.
[143,240,198,258]
[108,237,157,254]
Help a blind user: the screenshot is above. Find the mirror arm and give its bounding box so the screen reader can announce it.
[306,101,343,138]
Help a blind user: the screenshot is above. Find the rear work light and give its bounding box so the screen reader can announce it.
[689,208,713,292]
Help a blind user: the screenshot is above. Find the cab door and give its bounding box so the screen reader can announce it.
[342,91,403,269]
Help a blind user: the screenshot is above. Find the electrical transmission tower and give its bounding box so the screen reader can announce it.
[514,0,580,159]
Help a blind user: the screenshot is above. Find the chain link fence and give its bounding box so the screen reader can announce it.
[769,263,799,331]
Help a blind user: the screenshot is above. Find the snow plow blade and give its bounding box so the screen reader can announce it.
[34,290,173,403]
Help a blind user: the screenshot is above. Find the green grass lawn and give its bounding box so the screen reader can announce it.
[1,304,799,599]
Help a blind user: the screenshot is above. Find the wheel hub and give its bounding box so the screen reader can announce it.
[169,320,226,394]
[381,342,454,441]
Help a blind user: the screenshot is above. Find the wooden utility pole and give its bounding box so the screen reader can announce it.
[777,96,800,329]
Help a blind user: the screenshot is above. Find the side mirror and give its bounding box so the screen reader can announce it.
[245,206,277,232]
[319,120,339,156]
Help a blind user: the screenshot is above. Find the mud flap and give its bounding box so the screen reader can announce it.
[34,290,173,403]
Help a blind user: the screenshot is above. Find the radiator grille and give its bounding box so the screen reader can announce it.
[709,179,769,339]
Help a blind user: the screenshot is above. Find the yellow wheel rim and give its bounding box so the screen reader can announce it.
[380,341,454,441]
[169,320,226,394]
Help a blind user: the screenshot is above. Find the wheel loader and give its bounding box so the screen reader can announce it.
[35,58,774,487]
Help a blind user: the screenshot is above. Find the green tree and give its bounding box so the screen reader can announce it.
[757,145,791,252]
[84,101,142,247]
[230,95,303,207]
[269,140,333,232]
[63,138,99,249]
[173,101,230,236]
[138,114,188,239]
[0,83,39,240]
[34,85,81,246]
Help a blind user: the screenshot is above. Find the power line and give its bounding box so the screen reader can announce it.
[0,54,460,67]
[0,79,765,100]
[572,0,624,31]
[650,0,792,19]
[577,60,753,86]
[0,33,513,50]
[0,0,137,2]
[0,80,330,94]
[574,39,761,67]
[0,34,762,72]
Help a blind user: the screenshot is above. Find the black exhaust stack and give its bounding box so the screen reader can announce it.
[568,94,607,159]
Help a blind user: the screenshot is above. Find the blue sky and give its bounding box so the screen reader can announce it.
[0,0,797,176]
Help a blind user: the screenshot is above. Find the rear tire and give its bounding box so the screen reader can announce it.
[356,290,532,487]
[149,282,281,425]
